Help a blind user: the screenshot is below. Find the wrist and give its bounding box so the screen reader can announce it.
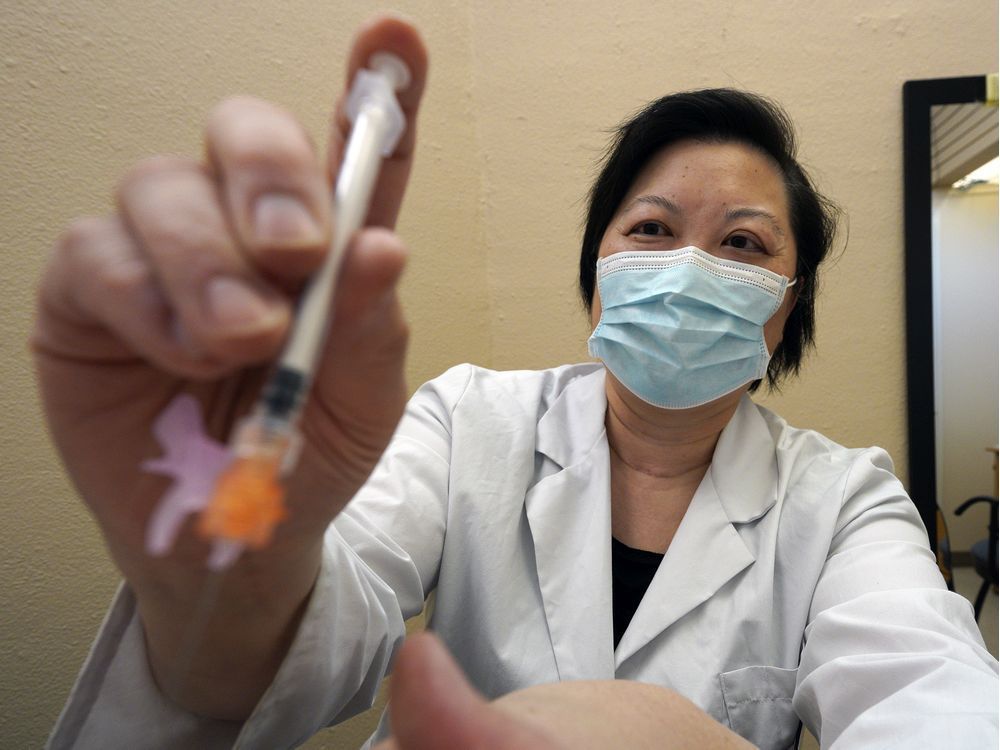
[132,537,324,719]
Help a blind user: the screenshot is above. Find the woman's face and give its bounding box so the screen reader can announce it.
[591,139,798,357]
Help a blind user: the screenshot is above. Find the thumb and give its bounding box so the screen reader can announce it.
[385,633,555,750]
[287,225,409,524]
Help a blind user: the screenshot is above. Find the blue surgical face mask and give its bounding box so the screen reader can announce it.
[587,246,796,409]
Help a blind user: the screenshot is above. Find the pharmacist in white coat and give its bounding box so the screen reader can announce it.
[40,17,997,750]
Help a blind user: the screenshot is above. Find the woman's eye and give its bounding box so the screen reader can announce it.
[630,221,668,237]
[724,233,765,252]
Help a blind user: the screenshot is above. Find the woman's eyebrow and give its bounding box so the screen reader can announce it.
[625,194,681,214]
[725,207,786,237]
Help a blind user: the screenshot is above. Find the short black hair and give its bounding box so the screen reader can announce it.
[579,88,839,390]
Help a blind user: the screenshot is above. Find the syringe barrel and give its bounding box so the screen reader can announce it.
[274,103,389,384]
[267,56,410,421]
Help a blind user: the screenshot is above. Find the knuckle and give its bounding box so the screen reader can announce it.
[53,215,155,298]
[208,94,268,123]
[114,164,233,268]
[57,216,107,259]
[364,226,404,250]
[118,154,200,200]
[99,254,153,297]
[141,210,214,254]
[139,220,229,283]
[208,97,316,174]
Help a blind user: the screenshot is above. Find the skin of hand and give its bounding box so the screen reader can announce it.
[375,633,756,750]
[31,15,428,720]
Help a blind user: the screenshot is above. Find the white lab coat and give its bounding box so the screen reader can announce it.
[49,363,998,750]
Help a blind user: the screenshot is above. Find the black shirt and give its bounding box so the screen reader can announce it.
[611,536,665,648]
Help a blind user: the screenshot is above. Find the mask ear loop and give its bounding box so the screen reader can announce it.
[761,275,800,371]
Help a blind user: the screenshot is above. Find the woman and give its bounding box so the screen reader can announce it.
[37,16,995,750]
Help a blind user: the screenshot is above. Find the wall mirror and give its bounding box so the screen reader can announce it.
[902,74,998,555]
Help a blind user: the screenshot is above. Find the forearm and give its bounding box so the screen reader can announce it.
[121,424,370,720]
[134,536,323,720]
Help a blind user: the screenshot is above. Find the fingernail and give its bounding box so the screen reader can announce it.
[204,276,280,331]
[253,193,322,246]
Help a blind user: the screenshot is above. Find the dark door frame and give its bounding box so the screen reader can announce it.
[902,75,989,552]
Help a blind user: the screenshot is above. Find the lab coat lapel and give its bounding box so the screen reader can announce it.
[524,368,616,681]
[615,395,779,666]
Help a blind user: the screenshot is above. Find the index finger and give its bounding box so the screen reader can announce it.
[328,15,429,230]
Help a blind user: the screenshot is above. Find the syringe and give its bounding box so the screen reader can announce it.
[197,53,412,570]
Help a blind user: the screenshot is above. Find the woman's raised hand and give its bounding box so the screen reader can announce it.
[31,16,427,719]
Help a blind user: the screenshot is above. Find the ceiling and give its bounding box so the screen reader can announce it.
[930,100,998,188]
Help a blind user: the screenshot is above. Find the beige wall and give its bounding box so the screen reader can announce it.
[1,1,996,747]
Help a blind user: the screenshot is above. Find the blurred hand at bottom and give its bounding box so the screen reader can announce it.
[375,633,755,750]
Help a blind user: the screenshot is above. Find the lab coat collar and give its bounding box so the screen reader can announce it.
[525,365,615,681]
[615,393,779,666]
[537,381,778,523]
[528,373,780,674]
[534,365,607,470]
[710,393,780,524]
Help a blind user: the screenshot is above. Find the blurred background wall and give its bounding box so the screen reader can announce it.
[1,1,996,746]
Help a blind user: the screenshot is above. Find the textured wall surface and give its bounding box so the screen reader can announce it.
[1,1,996,747]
